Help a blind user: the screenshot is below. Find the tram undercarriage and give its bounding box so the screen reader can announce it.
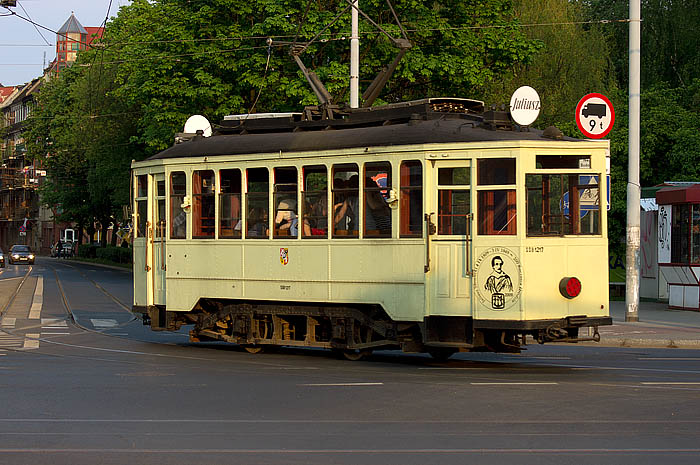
[134,301,610,361]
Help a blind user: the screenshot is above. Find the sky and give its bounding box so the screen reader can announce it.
[0,0,131,87]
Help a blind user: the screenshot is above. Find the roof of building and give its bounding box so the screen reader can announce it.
[656,184,700,205]
[0,86,18,105]
[57,13,87,35]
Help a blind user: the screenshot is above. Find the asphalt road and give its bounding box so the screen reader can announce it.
[2,258,700,465]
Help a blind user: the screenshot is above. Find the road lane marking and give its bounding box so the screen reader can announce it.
[641,382,700,385]
[22,333,40,349]
[638,358,700,361]
[41,332,71,336]
[1,317,16,328]
[41,318,67,328]
[470,382,559,385]
[299,383,384,386]
[90,318,119,328]
[28,275,43,319]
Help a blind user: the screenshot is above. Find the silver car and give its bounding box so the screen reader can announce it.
[9,245,35,265]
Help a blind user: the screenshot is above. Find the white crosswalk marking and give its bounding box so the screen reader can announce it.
[22,333,40,350]
[90,319,119,329]
[0,333,24,348]
[41,318,68,328]
[28,275,43,319]
[1,317,16,328]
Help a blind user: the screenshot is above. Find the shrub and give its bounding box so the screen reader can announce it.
[96,245,133,264]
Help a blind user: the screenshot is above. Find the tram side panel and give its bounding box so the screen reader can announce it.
[164,240,426,322]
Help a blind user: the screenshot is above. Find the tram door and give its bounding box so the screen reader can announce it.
[427,161,472,315]
[149,174,167,306]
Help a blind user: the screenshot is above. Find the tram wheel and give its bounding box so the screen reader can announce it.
[339,348,372,361]
[242,345,265,354]
[428,347,458,362]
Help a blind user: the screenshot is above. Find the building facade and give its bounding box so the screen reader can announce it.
[0,13,104,254]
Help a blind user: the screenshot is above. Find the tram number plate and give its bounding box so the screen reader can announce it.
[525,246,544,253]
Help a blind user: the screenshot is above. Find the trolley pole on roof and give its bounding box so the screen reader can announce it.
[350,0,360,108]
[625,0,641,322]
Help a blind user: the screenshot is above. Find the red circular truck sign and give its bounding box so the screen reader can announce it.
[575,93,615,139]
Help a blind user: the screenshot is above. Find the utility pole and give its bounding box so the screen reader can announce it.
[349,0,359,108]
[625,0,641,322]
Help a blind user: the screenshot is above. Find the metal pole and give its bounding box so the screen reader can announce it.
[350,0,359,108]
[625,0,641,322]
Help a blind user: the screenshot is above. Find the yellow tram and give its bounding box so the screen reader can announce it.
[131,98,611,360]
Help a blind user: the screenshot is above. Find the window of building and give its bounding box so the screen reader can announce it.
[400,161,423,238]
[477,158,516,235]
[363,162,392,238]
[273,167,298,238]
[135,175,148,238]
[170,172,187,239]
[437,167,470,236]
[192,170,215,239]
[219,169,241,239]
[246,168,269,239]
[671,204,692,263]
[526,174,601,236]
[332,164,359,238]
[302,165,328,238]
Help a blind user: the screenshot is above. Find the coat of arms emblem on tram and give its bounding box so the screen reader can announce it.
[280,248,289,265]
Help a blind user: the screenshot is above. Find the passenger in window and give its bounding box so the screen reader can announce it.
[345,175,359,232]
[311,195,329,236]
[275,199,299,236]
[333,178,351,231]
[247,208,269,237]
[365,176,391,234]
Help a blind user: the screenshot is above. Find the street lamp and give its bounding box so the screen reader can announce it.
[0,1,17,8]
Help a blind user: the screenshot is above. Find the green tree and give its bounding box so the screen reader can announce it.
[479,0,616,128]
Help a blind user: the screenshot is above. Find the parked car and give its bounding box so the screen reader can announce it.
[9,245,35,265]
[0,247,5,268]
[51,241,73,258]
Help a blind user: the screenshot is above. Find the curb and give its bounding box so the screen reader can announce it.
[591,337,700,349]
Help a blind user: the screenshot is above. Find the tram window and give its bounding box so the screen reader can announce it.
[332,164,359,238]
[478,158,515,185]
[478,190,516,235]
[246,168,269,239]
[220,169,241,239]
[170,172,187,239]
[192,170,215,239]
[400,161,423,238]
[274,167,298,238]
[536,155,591,169]
[364,162,392,238]
[526,174,600,236]
[136,175,147,238]
[302,166,328,239]
[437,167,470,235]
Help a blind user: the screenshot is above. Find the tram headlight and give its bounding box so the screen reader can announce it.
[559,277,582,299]
[28,254,34,259]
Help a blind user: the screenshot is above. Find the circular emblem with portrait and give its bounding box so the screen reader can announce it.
[474,247,522,311]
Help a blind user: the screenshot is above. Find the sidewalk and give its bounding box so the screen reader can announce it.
[595,300,700,348]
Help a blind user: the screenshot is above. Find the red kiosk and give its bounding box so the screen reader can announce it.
[656,184,700,310]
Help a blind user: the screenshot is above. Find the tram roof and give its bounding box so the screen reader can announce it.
[150,118,586,161]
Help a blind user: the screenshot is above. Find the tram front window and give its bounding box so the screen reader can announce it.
[526,174,601,236]
[437,167,469,236]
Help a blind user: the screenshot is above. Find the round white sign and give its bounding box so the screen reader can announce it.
[509,86,541,126]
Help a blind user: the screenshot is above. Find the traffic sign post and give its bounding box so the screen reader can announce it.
[575,93,615,139]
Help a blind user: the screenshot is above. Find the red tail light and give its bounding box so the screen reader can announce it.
[559,277,581,299]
